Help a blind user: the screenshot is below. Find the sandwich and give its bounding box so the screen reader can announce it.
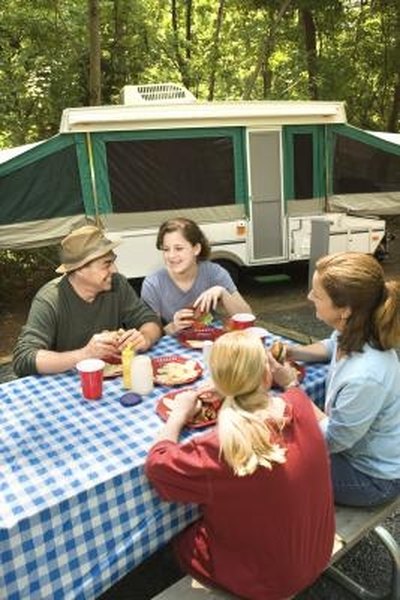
[270,340,286,364]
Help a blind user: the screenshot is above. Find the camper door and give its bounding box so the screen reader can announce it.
[247,130,286,264]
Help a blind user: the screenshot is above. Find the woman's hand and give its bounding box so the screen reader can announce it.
[193,286,224,313]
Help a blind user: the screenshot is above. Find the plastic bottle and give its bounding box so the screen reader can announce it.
[121,345,135,389]
[130,355,154,395]
[202,340,213,380]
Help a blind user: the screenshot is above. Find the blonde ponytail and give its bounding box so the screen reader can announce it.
[218,394,286,476]
[209,332,288,477]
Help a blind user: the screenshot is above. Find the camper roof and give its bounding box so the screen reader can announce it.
[367,131,400,146]
[59,99,347,133]
[0,141,45,165]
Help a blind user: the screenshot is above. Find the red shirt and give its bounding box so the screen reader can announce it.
[145,388,334,600]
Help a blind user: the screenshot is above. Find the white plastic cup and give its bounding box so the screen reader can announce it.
[202,340,213,369]
[130,355,154,395]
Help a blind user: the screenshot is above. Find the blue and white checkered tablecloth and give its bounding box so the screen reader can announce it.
[0,332,327,600]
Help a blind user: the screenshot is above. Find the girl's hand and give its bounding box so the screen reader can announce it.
[193,286,224,313]
[172,308,195,332]
[168,390,202,423]
[266,351,299,389]
[196,379,216,394]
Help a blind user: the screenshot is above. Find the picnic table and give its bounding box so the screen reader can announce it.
[0,330,327,600]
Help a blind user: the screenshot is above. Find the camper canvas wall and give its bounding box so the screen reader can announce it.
[0,84,397,277]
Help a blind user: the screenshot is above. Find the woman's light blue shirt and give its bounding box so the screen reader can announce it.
[320,331,400,479]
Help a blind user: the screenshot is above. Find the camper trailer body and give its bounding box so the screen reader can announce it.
[1,84,398,278]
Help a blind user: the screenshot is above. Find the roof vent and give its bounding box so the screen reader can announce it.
[120,83,196,105]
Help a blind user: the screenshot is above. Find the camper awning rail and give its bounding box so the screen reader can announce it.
[60,100,346,133]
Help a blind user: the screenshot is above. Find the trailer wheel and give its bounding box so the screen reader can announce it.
[213,259,240,285]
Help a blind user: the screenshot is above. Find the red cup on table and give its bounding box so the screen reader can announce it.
[230,313,256,330]
[76,358,105,400]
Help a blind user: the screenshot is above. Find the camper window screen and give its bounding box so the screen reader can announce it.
[293,133,313,200]
[333,135,400,194]
[106,137,235,212]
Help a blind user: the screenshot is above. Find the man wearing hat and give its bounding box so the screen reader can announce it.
[13,225,162,377]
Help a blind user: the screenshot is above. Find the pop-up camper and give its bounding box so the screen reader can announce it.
[1,83,399,279]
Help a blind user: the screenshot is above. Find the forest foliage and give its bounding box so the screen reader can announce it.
[0,0,399,151]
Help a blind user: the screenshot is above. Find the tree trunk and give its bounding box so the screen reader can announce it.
[185,0,192,62]
[262,62,273,98]
[88,0,101,105]
[387,77,400,132]
[243,0,293,100]
[171,0,190,88]
[386,2,400,131]
[300,7,318,100]
[207,0,225,101]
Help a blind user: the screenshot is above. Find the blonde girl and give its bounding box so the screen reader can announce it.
[146,331,334,600]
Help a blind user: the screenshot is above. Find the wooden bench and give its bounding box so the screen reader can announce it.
[152,496,400,600]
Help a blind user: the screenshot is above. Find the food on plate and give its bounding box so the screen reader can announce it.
[155,359,200,385]
[246,326,269,340]
[161,389,222,426]
[189,306,213,329]
[186,339,207,349]
[270,340,286,364]
[178,326,224,350]
[103,363,123,378]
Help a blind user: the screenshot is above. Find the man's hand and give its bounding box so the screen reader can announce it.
[118,328,151,352]
[85,332,120,362]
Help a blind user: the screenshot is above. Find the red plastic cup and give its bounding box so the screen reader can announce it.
[230,313,256,330]
[76,358,105,400]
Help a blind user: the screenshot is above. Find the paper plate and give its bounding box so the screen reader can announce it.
[152,356,203,386]
[156,388,223,428]
[178,327,224,350]
[103,362,123,378]
[245,326,269,340]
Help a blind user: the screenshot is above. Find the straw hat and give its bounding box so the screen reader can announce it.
[56,225,120,274]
